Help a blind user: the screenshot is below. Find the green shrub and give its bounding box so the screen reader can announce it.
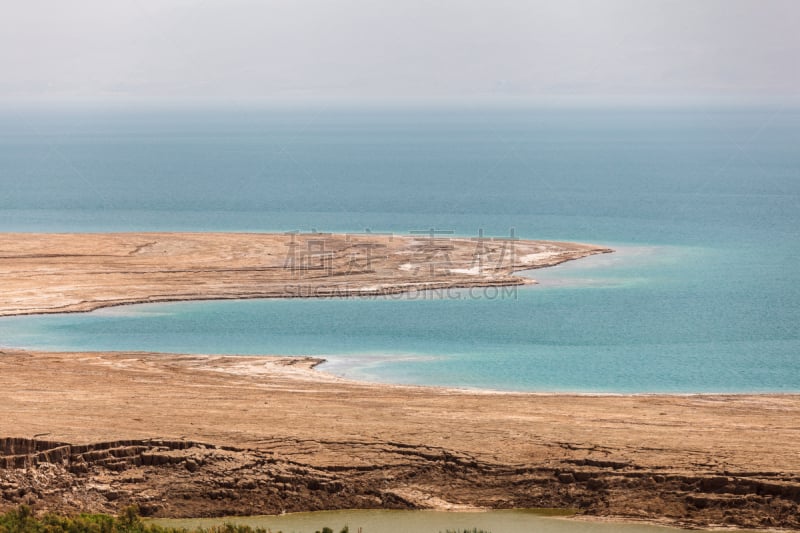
[1,507,491,533]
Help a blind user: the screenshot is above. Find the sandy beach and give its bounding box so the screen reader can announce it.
[1,233,799,530]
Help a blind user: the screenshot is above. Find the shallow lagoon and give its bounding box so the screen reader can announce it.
[151,509,743,533]
[1,243,798,393]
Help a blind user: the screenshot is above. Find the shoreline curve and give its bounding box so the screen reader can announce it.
[0,232,611,317]
[2,233,799,530]
[1,349,798,530]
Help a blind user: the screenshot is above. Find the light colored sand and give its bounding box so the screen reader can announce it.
[0,349,797,473]
[1,233,798,529]
[0,232,610,316]
[1,349,799,528]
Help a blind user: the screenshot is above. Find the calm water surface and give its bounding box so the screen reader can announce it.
[1,107,798,392]
[151,509,747,533]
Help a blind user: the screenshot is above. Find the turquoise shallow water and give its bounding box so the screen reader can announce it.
[1,107,798,392]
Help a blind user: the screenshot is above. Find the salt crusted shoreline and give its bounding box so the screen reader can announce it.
[1,233,799,529]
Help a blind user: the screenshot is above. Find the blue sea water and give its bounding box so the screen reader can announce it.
[0,107,798,392]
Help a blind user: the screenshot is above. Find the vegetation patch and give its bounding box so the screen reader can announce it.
[0,506,492,533]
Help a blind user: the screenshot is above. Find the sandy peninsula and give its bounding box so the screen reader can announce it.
[0,232,609,316]
[1,233,798,531]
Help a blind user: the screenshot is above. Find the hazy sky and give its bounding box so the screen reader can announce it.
[2,0,798,106]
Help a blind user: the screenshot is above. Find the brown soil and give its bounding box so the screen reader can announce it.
[1,233,798,530]
[0,232,609,316]
[1,351,798,530]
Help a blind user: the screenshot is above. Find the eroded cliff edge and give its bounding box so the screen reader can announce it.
[1,352,798,530]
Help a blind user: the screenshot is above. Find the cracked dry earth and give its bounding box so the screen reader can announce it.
[1,352,799,530]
